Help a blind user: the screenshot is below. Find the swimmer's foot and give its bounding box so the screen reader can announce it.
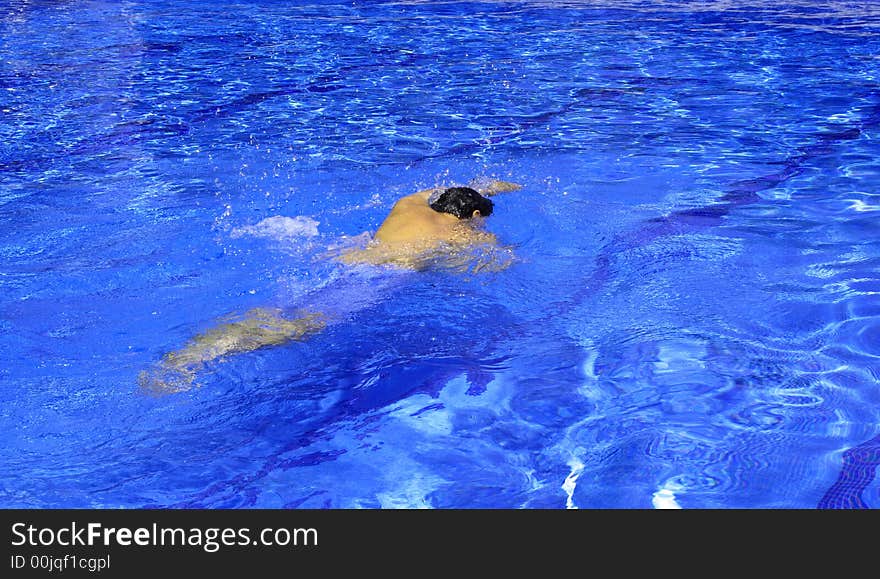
[138,363,198,395]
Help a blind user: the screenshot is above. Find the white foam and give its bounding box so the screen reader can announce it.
[652,480,684,509]
[562,457,585,509]
[231,215,319,241]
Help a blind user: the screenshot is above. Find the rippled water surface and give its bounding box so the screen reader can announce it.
[2,0,880,508]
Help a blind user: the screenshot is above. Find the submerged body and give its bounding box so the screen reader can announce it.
[140,179,521,394]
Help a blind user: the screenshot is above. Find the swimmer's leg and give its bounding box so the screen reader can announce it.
[139,308,326,395]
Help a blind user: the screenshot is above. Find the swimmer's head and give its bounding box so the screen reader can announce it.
[429,187,494,219]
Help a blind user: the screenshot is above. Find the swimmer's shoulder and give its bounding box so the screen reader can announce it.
[381,189,435,215]
[407,187,443,203]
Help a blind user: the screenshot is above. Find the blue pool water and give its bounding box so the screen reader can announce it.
[2,0,880,509]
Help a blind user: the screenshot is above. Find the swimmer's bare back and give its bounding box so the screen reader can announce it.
[338,178,521,270]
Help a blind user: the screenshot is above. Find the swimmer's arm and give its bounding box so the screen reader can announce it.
[471,229,499,245]
[337,245,376,265]
[337,244,423,270]
[468,178,522,196]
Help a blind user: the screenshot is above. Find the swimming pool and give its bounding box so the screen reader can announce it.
[2,0,879,509]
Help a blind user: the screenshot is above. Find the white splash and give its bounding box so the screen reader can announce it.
[652,480,684,509]
[231,215,319,241]
[562,457,585,509]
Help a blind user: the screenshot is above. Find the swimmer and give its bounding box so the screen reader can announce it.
[139,178,522,394]
[338,180,517,269]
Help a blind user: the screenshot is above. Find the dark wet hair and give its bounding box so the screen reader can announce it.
[429,187,494,219]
